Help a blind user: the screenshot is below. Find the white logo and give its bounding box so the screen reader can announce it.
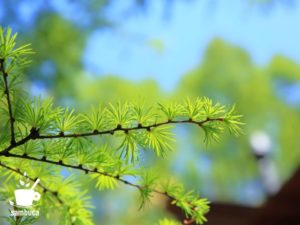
[14,178,40,207]
[7,173,41,217]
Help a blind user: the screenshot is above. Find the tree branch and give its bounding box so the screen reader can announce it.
[1,128,38,154]
[0,117,223,155]
[183,218,196,225]
[0,118,219,224]
[0,58,16,145]
[2,152,201,225]
[33,117,224,139]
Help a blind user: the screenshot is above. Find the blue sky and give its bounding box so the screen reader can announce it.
[83,0,300,91]
[2,0,299,92]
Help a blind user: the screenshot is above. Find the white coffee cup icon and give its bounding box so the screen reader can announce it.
[14,189,40,207]
[14,178,41,207]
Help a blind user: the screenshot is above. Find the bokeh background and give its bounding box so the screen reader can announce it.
[1,0,300,224]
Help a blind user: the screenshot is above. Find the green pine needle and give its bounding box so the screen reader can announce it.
[0,27,244,225]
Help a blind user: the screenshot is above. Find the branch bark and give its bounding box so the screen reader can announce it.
[0,118,224,225]
[2,152,200,225]
[0,117,223,155]
[0,58,15,145]
[0,118,220,224]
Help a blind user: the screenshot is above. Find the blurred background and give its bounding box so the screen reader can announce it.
[1,0,300,224]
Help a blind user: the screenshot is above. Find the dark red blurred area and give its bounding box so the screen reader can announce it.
[169,168,300,225]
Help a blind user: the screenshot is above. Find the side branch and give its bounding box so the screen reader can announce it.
[3,152,201,225]
[1,128,38,154]
[0,58,15,145]
[0,118,223,155]
[0,117,221,224]
[36,117,224,139]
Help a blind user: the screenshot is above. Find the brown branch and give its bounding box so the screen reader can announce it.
[31,117,224,140]
[0,58,16,145]
[0,117,223,155]
[2,152,201,224]
[0,118,219,224]
[183,218,196,225]
[1,127,38,155]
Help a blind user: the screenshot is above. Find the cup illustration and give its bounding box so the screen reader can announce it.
[14,178,40,207]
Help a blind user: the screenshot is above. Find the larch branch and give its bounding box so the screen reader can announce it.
[0,58,16,145]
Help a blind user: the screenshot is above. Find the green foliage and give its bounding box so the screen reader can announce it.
[182,98,205,120]
[156,218,181,225]
[143,125,175,157]
[159,102,182,120]
[57,176,94,225]
[0,27,243,225]
[138,170,158,209]
[106,102,133,128]
[117,132,140,163]
[223,105,243,136]
[81,105,105,131]
[163,182,210,224]
[55,108,82,133]
[5,215,39,225]
[176,38,300,204]
[0,27,33,63]
[19,97,62,132]
[132,103,157,125]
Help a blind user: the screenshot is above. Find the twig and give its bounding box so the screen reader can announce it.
[0,118,221,224]
[0,58,15,145]
[13,205,20,225]
[0,118,220,224]
[0,118,223,155]
[1,152,200,224]
[36,118,223,139]
[183,218,196,225]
